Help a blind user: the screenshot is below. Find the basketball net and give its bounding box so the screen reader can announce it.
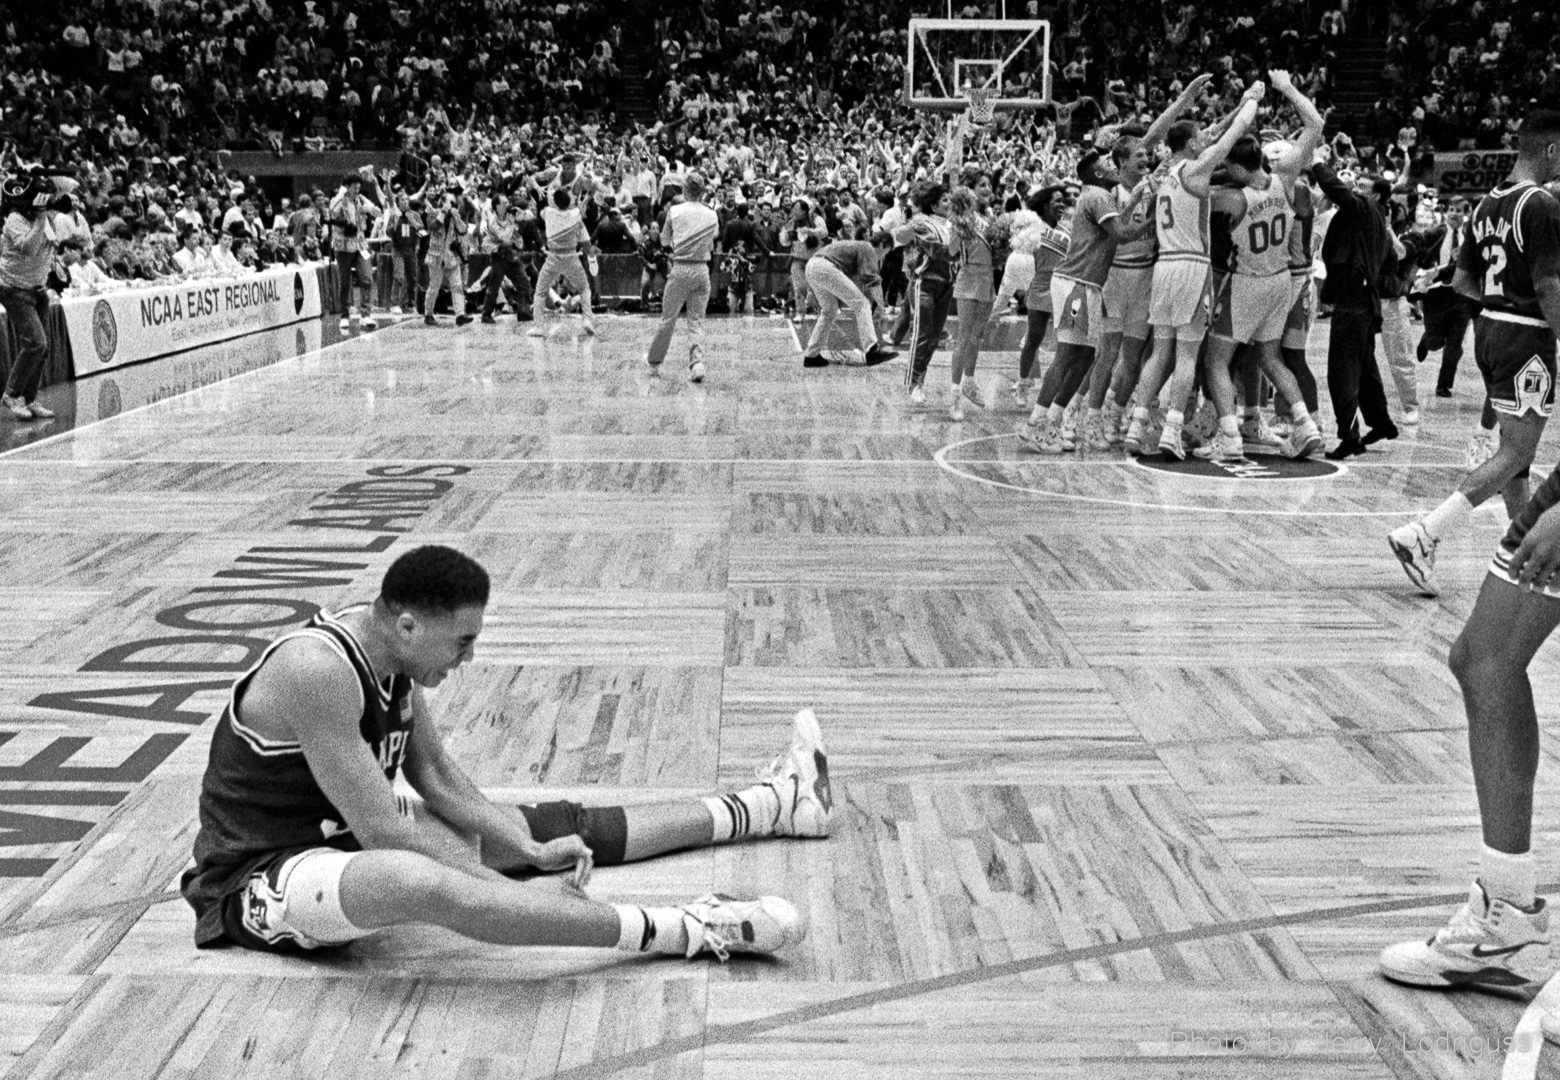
[964,84,997,131]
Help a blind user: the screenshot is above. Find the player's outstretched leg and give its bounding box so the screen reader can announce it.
[335,849,805,961]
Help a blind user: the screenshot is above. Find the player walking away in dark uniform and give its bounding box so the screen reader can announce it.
[1388,112,1560,598]
[894,180,957,407]
[181,545,827,961]
[1378,112,1560,1010]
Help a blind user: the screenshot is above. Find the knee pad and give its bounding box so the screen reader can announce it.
[519,801,628,865]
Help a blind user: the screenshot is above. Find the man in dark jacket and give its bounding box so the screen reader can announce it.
[1312,155,1396,457]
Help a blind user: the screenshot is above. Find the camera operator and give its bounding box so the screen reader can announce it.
[385,191,423,316]
[480,193,535,325]
[422,189,473,328]
[0,173,63,421]
[328,172,380,331]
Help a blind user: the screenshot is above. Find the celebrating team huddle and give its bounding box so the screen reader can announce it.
[887,68,1331,463]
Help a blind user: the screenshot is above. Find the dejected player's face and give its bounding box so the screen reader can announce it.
[400,604,484,687]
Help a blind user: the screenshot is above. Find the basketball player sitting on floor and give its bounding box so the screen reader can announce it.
[180,545,826,961]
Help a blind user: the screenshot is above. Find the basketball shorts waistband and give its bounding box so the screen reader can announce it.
[1482,310,1548,328]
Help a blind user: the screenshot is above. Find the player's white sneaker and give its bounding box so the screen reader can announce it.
[582,318,597,336]
[1387,519,1440,596]
[1467,429,1498,469]
[361,313,378,329]
[1060,399,1079,449]
[689,352,707,383]
[910,383,927,406]
[1158,418,1186,460]
[759,707,832,838]
[1011,378,1033,410]
[1239,414,1283,447]
[1193,431,1245,461]
[1082,416,1112,451]
[680,894,806,961]
[1027,401,1047,427]
[1380,881,1553,992]
[1290,418,1323,459]
[961,380,986,409]
[1101,401,1125,446]
[389,306,404,316]
[949,393,965,421]
[1122,413,1148,455]
[1018,421,1065,454]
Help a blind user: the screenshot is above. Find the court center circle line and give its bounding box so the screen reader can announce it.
[932,432,1436,518]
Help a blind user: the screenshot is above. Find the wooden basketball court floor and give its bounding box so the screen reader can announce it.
[3,310,1560,1079]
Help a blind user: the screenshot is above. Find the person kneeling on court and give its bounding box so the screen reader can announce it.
[801,233,900,368]
[180,545,825,960]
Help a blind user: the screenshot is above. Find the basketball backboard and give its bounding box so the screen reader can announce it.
[904,18,1052,113]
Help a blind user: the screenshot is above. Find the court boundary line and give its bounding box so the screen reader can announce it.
[2,881,1537,1072]
[934,433,1443,517]
[544,882,1552,1078]
[0,319,412,463]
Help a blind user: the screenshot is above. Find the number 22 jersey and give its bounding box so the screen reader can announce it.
[1457,181,1560,322]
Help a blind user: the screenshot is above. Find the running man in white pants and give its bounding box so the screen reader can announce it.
[645,171,720,383]
[801,235,900,368]
[529,187,596,336]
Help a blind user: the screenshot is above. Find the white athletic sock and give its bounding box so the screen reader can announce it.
[1085,407,1101,422]
[1131,405,1149,422]
[1048,403,1065,425]
[1422,492,1474,541]
[1479,845,1537,911]
[613,903,690,954]
[703,785,781,842]
[1290,402,1309,423]
[1219,415,1240,438]
[1165,408,1184,428]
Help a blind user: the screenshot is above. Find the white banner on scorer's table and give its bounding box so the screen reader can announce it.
[62,264,324,376]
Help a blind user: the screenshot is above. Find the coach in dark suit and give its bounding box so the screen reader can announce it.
[1311,158,1396,458]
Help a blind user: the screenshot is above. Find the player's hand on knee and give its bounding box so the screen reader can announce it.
[1510,509,1560,591]
[524,833,594,885]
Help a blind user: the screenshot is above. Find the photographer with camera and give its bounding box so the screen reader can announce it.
[479,193,534,325]
[780,197,827,322]
[422,189,473,328]
[0,172,64,421]
[328,172,380,332]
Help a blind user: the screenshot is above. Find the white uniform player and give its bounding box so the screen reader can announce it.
[1123,80,1266,459]
[1194,69,1328,461]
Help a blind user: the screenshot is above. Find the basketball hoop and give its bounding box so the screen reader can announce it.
[964,84,997,130]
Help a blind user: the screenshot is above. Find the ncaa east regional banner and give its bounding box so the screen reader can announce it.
[63,265,324,377]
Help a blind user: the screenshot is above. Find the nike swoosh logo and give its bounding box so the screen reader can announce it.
[1470,943,1531,958]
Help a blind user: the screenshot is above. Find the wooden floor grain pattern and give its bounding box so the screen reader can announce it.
[4,313,1560,1078]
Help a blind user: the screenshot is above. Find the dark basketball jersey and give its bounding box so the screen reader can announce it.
[181,606,415,945]
[1289,181,1315,279]
[1457,181,1560,322]
[1210,203,1236,276]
